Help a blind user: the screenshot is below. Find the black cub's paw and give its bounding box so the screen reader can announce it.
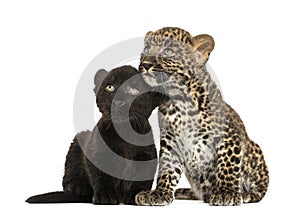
[93,192,119,205]
[123,193,137,205]
[64,181,93,196]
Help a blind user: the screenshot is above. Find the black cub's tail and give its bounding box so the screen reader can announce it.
[26,191,92,203]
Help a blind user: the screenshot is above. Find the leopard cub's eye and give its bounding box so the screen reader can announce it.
[143,46,150,54]
[163,48,174,56]
[129,87,139,95]
[105,84,115,92]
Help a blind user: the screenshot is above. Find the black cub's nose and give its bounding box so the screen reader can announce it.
[113,100,125,107]
[140,62,153,71]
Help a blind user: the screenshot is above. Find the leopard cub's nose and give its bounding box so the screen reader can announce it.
[140,62,153,71]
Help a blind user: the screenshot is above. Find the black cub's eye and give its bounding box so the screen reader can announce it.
[143,46,150,54]
[163,48,174,56]
[105,84,115,92]
[129,87,139,95]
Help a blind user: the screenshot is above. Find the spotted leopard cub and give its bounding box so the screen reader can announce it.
[135,27,269,206]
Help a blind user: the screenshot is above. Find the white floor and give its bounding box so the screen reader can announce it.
[7,196,290,215]
[5,173,293,215]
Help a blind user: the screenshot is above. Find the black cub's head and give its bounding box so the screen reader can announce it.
[139,27,215,87]
[94,65,158,124]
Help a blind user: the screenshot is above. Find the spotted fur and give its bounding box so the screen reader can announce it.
[135,27,269,206]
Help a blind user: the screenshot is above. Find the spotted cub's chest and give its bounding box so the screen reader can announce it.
[158,100,217,166]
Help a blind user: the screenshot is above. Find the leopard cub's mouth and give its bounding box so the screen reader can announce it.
[140,66,171,87]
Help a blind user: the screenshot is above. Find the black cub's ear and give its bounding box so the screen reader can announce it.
[94,69,108,94]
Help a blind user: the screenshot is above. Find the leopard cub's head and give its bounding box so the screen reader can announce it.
[139,27,214,87]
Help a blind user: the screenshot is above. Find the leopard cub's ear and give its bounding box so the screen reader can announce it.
[94,69,108,94]
[144,31,153,42]
[192,34,215,65]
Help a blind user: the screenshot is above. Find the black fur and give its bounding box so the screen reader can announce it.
[26,65,159,204]
[26,191,91,203]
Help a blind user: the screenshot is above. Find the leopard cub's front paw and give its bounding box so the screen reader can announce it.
[135,190,174,206]
[209,191,242,206]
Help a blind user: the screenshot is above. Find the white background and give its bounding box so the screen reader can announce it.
[1,0,299,214]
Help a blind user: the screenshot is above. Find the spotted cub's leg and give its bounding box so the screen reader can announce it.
[209,138,243,206]
[242,141,269,203]
[135,140,183,206]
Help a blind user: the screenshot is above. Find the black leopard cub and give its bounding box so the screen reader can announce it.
[26,65,159,205]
